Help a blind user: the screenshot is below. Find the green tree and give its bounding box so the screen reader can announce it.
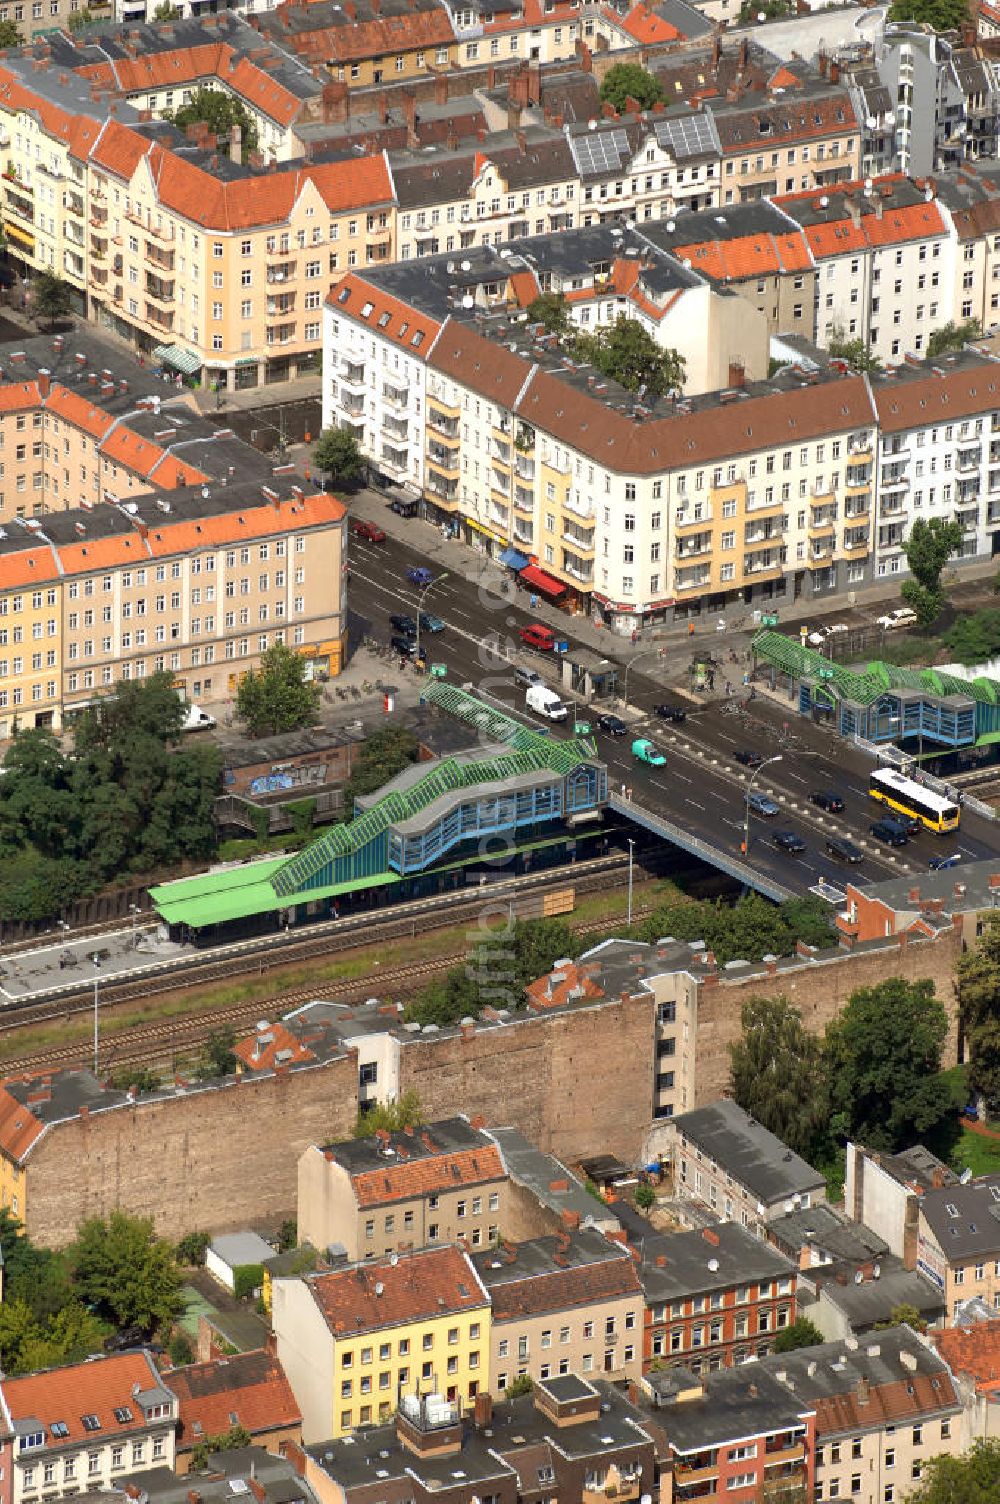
[772,1317,825,1353]
[505,1374,534,1398]
[889,0,968,30]
[352,1089,423,1138]
[74,670,185,754]
[926,317,982,360]
[71,1211,182,1335]
[943,608,1000,666]
[190,1425,253,1472]
[235,641,321,738]
[16,1301,107,1374]
[278,1219,297,1252]
[195,1027,238,1081]
[153,0,181,15]
[108,1066,161,1095]
[574,317,685,397]
[314,426,365,489]
[900,516,963,628]
[634,1183,656,1211]
[876,1301,927,1333]
[168,1330,195,1367]
[168,87,258,161]
[598,63,663,113]
[828,330,883,374]
[66,5,98,30]
[0,19,21,43]
[729,995,828,1161]
[824,978,955,1154]
[957,914,1000,1109]
[176,1231,211,1267]
[32,271,72,330]
[526,292,571,334]
[911,1440,1000,1502]
[738,0,793,17]
[342,726,421,812]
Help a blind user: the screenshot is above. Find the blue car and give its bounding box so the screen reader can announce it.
[419,611,445,634]
[747,791,780,817]
[406,566,434,587]
[928,853,961,871]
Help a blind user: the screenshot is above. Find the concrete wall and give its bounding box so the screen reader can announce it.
[24,1057,359,1248]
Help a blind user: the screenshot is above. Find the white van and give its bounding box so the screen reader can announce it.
[181,702,217,732]
[526,683,568,722]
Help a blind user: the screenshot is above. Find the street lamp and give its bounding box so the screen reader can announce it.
[91,952,102,1076]
[742,755,783,857]
[627,838,635,928]
[622,649,657,714]
[129,903,141,950]
[415,573,448,667]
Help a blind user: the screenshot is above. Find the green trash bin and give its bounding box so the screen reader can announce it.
[573,719,591,736]
[430,662,448,679]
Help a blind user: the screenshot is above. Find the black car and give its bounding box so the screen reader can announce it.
[774,830,806,854]
[391,634,424,660]
[654,702,687,724]
[826,835,864,863]
[870,819,908,847]
[388,497,419,518]
[735,750,764,768]
[885,812,921,837]
[390,614,417,635]
[597,713,629,737]
[811,790,845,813]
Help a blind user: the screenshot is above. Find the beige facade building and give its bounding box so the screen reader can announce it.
[298,1117,509,1261]
[917,1173,1000,1320]
[471,1228,644,1390]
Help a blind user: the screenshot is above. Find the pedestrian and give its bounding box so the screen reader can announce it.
[627,787,633,801]
[707,671,715,690]
[725,679,732,696]
[621,781,627,798]
[631,629,638,645]
[333,900,340,920]
[688,621,695,638]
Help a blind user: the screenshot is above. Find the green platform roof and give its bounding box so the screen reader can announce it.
[150,857,395,928]
[752,629,992,707]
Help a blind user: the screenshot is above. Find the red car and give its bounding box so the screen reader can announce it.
[352,520,387,543]
[519,623,555,651]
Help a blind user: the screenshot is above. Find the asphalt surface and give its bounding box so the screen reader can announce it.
[349,530,1000,900]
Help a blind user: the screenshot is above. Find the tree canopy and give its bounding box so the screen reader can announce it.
[824,978,956,1155]
[942,608,1000,667]
[32,272,72,331]
[828,331,883,374]
[71,1211,182,1334]
[598,63,663,113]
[342,727,420,814]
[889,0,968,31]
[526,292,571,335]
[353,1089,424,1138]
[729,995,828,1160]
[168,87,258,161]
[235,642,321,738]
[926,318,982,359]
[911,1440,1000,1503]
[0,19,21,45]
[901,517,963,627]
[958,914,1000,1110]
[404,917,582,1028]
[0,673,222,921]
[773,1317,825,1353]
[573,317,685,398]
[314,425,365,488]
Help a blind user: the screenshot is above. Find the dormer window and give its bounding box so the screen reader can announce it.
[18,1433,44,1452]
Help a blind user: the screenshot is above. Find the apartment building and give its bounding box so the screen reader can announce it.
[642,200,817,343]
[303,1378,662,1504]
[769,1329,962,1504]
[566,113,722,228]
[325,228,877,628]
[0,1352,177,1504]
[877,25,1000,178]
[272,1244,492,1442]
[776,175,956,364]
[917,1173,1000,1320]
[471,1227,644,1389]
[663,1100,827,1236]
[297,1116,508,1260]
[932,1318,1000,1442]
[639,1222,798,1372]
[165,1349,302,1473]
[844,1143,956,1267]
[253,0,459,89]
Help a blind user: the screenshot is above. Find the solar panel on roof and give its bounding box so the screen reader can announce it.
[571,127,631,177]
[653,113,718,161]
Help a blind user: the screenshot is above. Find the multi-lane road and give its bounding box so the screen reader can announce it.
[349,531,1000,896]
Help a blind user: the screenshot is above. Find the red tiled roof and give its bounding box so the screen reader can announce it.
[1,1351,169,1434]
[524,961,605,1011]
[165,1351,301,1449]
[331,273,442,356]
[670,232,813,280]
[234,1022,316,1072]
[810,1372,958,1437]
[349,1145,506,1209]
[308,1246,489,1335]
[933,1321,1000,1393]
[873,363,1000,434]
[0,1084,45,1163]
[615,2,683,44]
[285,9,455,63]
[143,492,345,556]
[487,1253,643,1320]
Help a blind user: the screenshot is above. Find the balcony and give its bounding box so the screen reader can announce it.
[957,445,981,474]
[562,553,594,582]
[844,529,870,553]
[746,494,785,515]
[382,383,408,410]
[514,486,534,513]
[764,1440,806,1464]
[515,455,535,482]
[845,495,871,518]
[383,415,409,443]
[62,189,84,218]
[266,323,296,347]
[955,507,979,532]
[90,203,108,229]
[675,510,712,531]
[426,387,459,417]
[848,438,873,461]
[145,274,174,305]
[341,363,365,389]
[90,233,108,260]
[879,528,905,551]
[880,471,909,491]
[267,296,296,318]
[808,545,835,565]
[562,527,595,553]
[428,407,459,439]
[146,239,174,271]
[144,302,173,332]
[4,188,34,225]
[808,515,836,536]
[745,523,785,546]
[426,474,459,504]
[427,445,459,478]
[341,394,364,418]
[744,555,785,578]
[266,262,296,284]
[675,533,712,559]
[379,445,408,476]
[675,567,711,591]
[126,209,173,242]
[845,465,872,488]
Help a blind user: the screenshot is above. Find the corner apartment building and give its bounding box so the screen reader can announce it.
[917,1173,1000,1319]
[297,1116,508,1260]
[0,1352,177,1504]
[272,1244,492,1442]
[639,1222,797,1372]
[471,1227,644,1389]
[844,1142,956,1267]
[324,235,878,630]
[662,1100,827,1236]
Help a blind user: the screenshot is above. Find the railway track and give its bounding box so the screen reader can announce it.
[0,852,641,1019]
[2,905,660,1077]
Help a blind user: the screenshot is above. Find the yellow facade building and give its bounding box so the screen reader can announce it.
[272,1245,492,1444]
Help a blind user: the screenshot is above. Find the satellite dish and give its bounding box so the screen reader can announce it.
[854,1269,864,1284]
[374,1281,385,1295]
[666,219,676,232]
[960,1167,973,1184]
[873,1263,881,1279]
[390,1253,399,1266]
[707,1258,719,1272]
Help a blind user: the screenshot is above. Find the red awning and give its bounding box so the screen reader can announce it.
[520,563,566,598]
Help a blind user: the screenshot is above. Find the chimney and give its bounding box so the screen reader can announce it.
[702,1227,721,1246]
[561,1209,581,1230]
[856,1375,870,1405]
[474,1392,493,1428]
[229,122,242,165]
[37,368,50,399]
[818,50,828,76]
[739,36,748,68]
[434,73,448,105]
[728,361,745,389]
